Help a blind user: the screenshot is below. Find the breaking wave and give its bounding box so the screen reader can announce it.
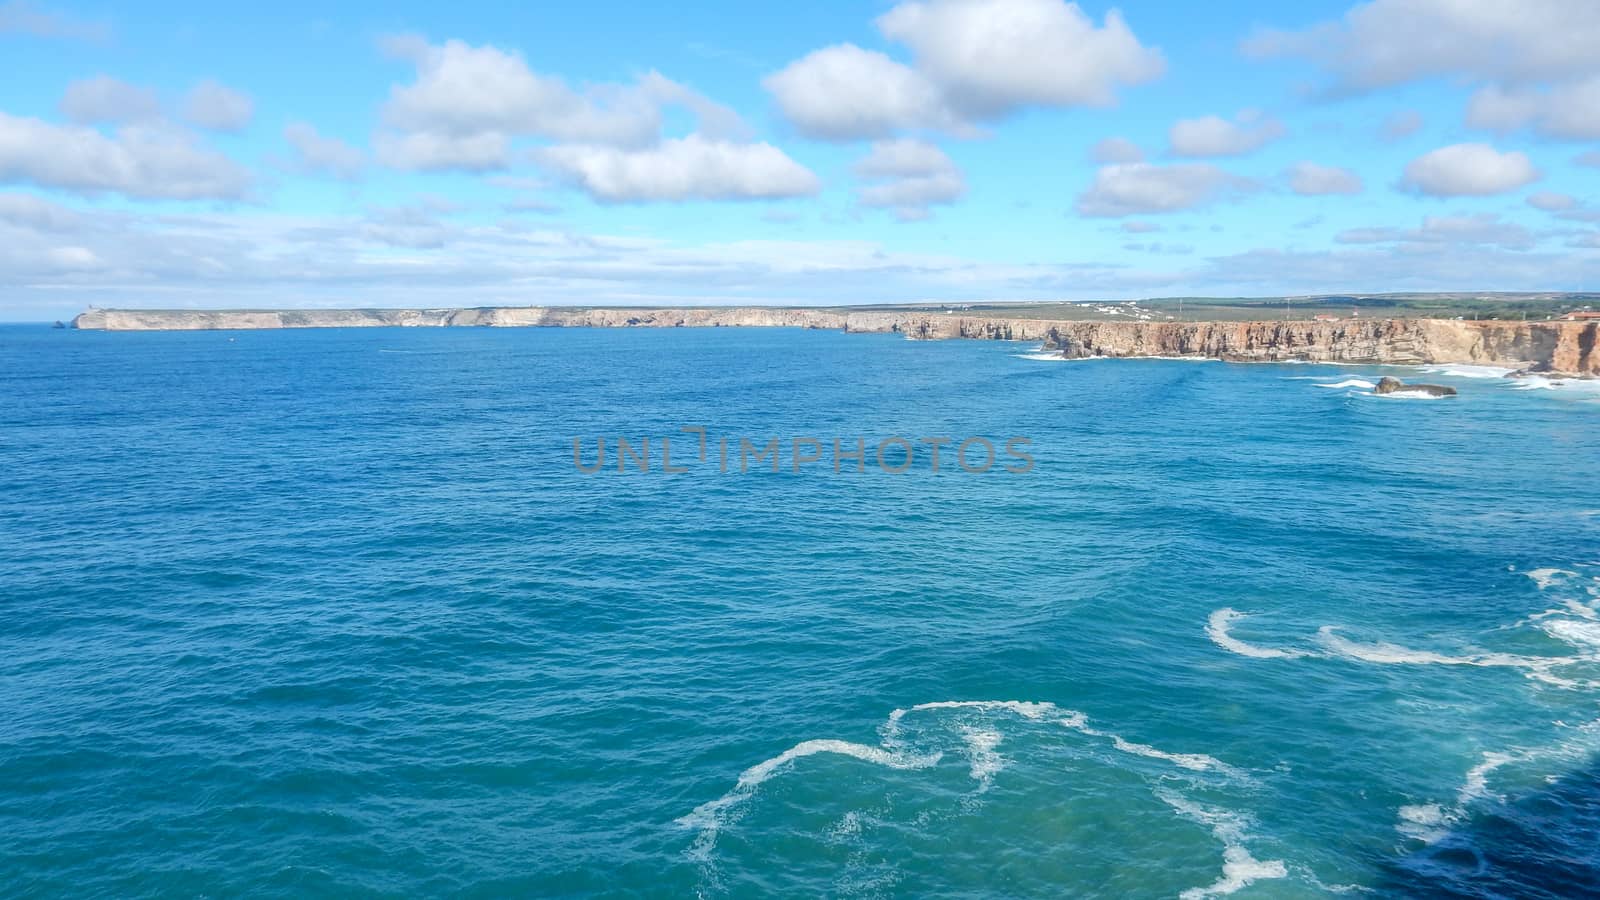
[1419,365,1517,379]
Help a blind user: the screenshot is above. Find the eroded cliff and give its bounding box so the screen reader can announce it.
[69,307,1599,375]
[1036,319,1599,374]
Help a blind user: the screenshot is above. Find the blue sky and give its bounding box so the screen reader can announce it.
[2,0,1598,319]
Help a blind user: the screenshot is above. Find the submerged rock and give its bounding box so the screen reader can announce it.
[1374,376,1457,397]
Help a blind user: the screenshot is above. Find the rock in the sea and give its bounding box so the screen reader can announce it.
[1374,376,1457,396]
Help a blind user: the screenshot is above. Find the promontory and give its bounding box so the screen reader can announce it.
[70,305,1600,376]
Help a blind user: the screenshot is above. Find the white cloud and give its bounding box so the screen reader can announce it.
[1090,136,1144,163]
[60,76,161,125]
[539,135,820,202]
[1527,191,1576,212]
[376,37,751,174]
[1197,243,1599,294]
[876,0,1164,117]
[1075,162,1251,217]
[1168,111,1284,157]
[765,0,1162,139]
[859,174,965,221]
[763,45,951,140]
[375,130,508,172]
[1122,241,1192,255]
[1287,162,1363,195]
[0,0,107,41]
[1465,77,1600,140]
[0,112,251,200]
[1381,109,1422,140]
[1242,0,1600,92]
[853,137,954,178]
[1577,150,1600,168]
[1121,220,1161,233]
[183,80,254,132]
[1525,191,1600,223]
[0,191,81,230]
[853,138,965,221]
[378,36,808,200]
[9,200,1600,321]
[46,245,100,269]
[359,202,453,249]
[636,71,749,141]
[381,37,738,154]
[1335,213,1533,250]
[284,122,364,179]
[1399,143,1539,197]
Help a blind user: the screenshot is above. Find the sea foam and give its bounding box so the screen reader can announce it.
[1206,609,1311,659]
[1419,364,1516,379]
[1157,789,1289,899]
[680,698,1245,863]
[1207,606,1599,688]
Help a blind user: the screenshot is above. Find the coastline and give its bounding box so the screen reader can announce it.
[69,306,1600,376]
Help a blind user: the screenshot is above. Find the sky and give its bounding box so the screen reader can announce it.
[2,0,1599,320]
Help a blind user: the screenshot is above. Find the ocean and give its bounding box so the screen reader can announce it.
[3,323,1598,897]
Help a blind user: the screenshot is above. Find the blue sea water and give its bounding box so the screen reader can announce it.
[3,323,1599,898]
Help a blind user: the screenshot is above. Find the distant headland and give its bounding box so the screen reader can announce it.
[70,295,1600,377]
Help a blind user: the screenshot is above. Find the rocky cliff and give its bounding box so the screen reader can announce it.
[70,307,1599,375]
[1036,318,1599,374]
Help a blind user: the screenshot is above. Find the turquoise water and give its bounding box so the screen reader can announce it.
[3,324,1599,898]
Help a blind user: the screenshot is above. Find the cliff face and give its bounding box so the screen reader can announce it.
[70,306,854,332]
[1037,319,1599,375]
[69,307,1599,375]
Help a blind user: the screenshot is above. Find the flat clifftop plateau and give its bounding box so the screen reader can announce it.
[69,307,1598,375]
[68,306,1062,339]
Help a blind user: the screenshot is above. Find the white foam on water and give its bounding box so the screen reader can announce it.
[1314,378,1377,389]
[1206,609,1312,660]
[1511,376,1600,396]
[827,810,862,842]
[1109,735,1236,774]
[1543,618,1600,652]
[1420,364,1517,378]
[1458,751,1517,806]
[1013,352,1069,361]
[1373,389,1451,400]
[1157,789,1289,899]
[901,699,1058,720]
[1398,803,1446,826]
[1526,567,1579,592]
[1315,629,1501,667]
[1392,752,1520,848]
[958,726,1005,792]
[1315,627,1598,688]
[1393,740,1598,850]
[681,699,1248,866]
[1396,803,1450,844]
[1211,604,1600,690]
[677,739,941,862]
[898,699,1237,772]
